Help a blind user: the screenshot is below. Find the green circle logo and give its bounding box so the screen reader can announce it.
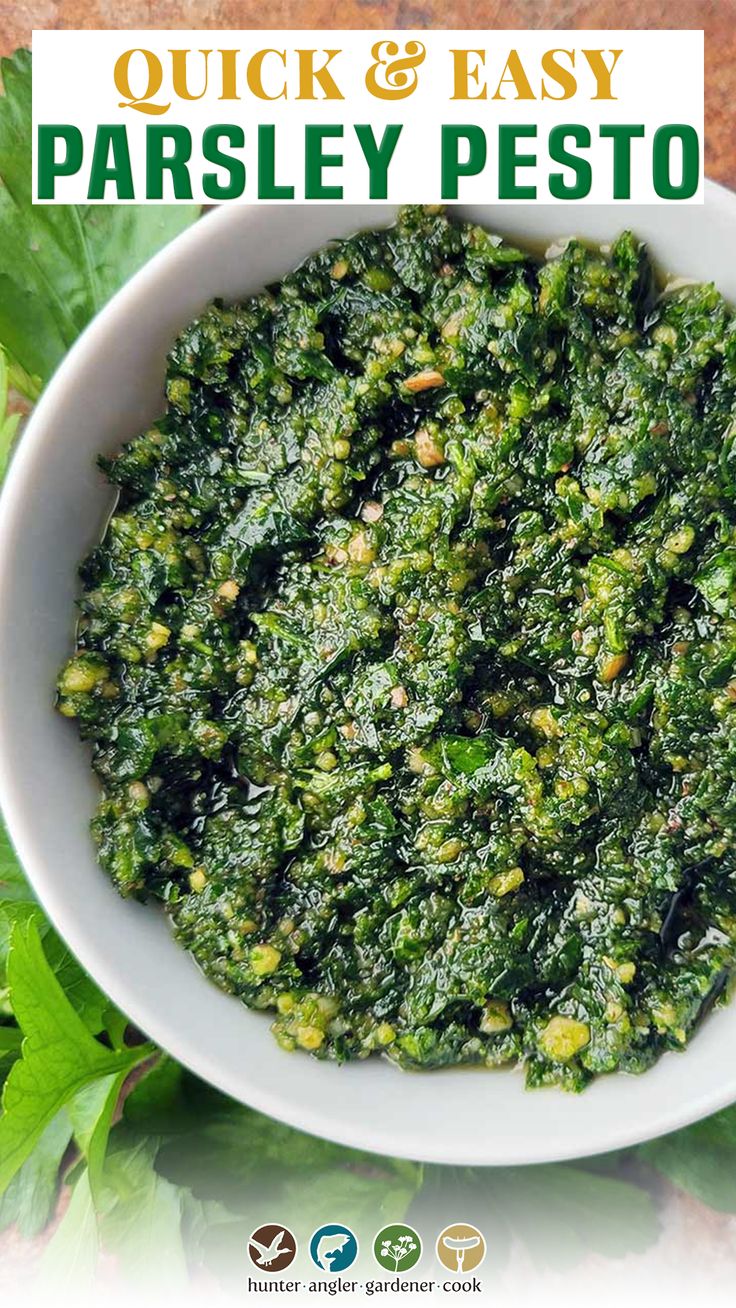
[373,1223,422,1274]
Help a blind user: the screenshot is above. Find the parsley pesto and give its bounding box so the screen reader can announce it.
[58,206,736,1090]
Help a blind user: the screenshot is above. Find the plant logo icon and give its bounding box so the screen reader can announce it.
[373,1223,422,1274]
[309,1223,359,1273]
[247,1223,297,1272]
[435,1223,486,1274]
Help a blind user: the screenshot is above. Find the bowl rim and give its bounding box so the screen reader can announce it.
[2,184,736,1167]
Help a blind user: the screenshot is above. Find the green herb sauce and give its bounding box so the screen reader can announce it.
[58,206,736,1089]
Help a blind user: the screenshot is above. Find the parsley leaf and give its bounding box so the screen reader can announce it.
[487,1163,660,1266]
[0,49,199,395]
[0,1110,72,1237]
[0,49,201,1234]
[0,348,20,478]
[36,1167,98,1289]
[97,1135,190,1287]
[0,917,152,1195]
[0,900,110,1033]
[641,1107,736,1212]
[38,1136,193,1292]
[0,817,27,904]
[69,1069,137,1196]
[151,1073,424,1242]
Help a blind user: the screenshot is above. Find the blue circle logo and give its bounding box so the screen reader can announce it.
[309,1223,359,1273]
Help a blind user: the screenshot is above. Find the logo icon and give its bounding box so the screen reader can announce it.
[248,1223,297,1272]
[309,1223,359,1273]
[373,1223,422,1274]
[436,1223,486,1274]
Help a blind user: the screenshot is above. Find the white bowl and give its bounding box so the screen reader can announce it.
[2,190,736,1167]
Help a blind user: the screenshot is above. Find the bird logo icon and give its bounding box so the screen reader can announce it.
[248,1223,297,1272]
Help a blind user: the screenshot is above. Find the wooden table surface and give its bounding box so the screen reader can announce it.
[0,1,734,187]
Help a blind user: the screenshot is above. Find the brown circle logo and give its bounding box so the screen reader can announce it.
[248,1223,297,1272]
[436,1223,486,1274]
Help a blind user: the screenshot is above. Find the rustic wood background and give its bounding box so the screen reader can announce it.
[0,1,733,185]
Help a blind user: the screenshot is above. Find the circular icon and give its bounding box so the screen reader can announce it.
[436,1223,486,1274]
[309,1223,359,1273]
[248,1223,297,1272]
[373,1223,422,1274]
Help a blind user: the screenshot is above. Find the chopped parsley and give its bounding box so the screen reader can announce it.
[58,205,736,1089]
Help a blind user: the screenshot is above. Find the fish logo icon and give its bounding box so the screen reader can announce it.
[248,1223,297,1272]
[309,1223,359,1273]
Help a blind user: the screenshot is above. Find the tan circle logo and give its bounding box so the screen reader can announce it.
[248,1223,297,1272]
[436,1223,486,1274]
